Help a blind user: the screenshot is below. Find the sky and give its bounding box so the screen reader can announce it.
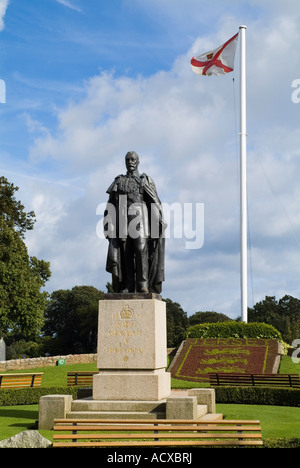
[0,0,300,319]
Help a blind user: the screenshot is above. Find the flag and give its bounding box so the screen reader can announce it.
[191,32,239,76]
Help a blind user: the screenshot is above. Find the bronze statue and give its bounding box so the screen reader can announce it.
[104,151,165,294]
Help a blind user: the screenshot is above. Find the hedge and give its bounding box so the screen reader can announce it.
[214,386,300,407]
[187,321,282,341]
[0,386,80,406]
[263,438,300,448]
[1,384,299,408]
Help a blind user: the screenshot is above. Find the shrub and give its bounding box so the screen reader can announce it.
[6,340,42,360]
[0,387,79,406]
[263,439,300,448]
[214,386,300,407]
[187,321,282,341]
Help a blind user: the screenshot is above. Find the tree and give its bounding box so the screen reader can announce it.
[43,286,104,355]
[0,176,35,238]
[248,295,300,344]
[188,311,231,326]
[165,298,188,348]
[0,212,51,342]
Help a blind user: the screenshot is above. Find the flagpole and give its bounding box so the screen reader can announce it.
[239,25,247,323]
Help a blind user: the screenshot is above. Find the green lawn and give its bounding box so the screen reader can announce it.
[0,354,299,444]
[216,404,300,439]
[0,403,299,444]
[0,405,41,441]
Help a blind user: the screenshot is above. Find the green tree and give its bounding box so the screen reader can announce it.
[0,217,51,341]
[43,286,104,355]
[248,295,300,344]
[0,176,35,238]
[188,311,231,326]
[165,298,188,348]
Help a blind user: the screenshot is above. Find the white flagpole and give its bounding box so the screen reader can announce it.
[239,25,247,323]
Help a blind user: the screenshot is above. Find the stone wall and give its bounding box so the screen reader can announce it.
[0,349,175,372]
[0,353,97,372]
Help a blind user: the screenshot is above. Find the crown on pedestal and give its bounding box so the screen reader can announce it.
[120,305,134,320]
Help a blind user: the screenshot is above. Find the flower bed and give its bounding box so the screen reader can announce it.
[170,338,282,382]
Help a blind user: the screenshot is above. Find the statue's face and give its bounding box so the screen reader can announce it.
[125,152,139,173]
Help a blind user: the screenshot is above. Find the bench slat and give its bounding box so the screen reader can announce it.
[0,373,43,389]
[53,440,264,447]
[53,418,261,425]
[53,432,262,440]
[209,373,300,387]
[53,424,262,432]
[53,418,263,448]
[67,371,98,387]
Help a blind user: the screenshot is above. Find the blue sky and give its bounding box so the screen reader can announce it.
[1,0,300,318]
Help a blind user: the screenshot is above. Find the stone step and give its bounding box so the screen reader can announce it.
[71,398,166,413]
[67,411,166,420]
[198,413,223,422]
[67,401,210,421]
[196,404,208,419]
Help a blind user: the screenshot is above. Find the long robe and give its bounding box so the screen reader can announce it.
[104,172,165,294]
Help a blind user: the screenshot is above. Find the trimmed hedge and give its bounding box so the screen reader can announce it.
[263,438,300,448]
[187,321,282,341]
[214,386,300,407]
[0,386,80,406]
[1,384,299,408]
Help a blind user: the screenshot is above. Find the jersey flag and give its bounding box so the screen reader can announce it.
[191,32,239,76]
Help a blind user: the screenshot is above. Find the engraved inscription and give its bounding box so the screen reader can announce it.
[105,305,144,360]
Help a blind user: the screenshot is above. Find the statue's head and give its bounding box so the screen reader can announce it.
[125,151,139,173]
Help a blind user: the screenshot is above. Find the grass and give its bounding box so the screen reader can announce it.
[0,405,41,441]
[216,404,300,439]
[279,354,300,374]
[2,362,98,387]
[0,354,299,444]
[1,403,299,444]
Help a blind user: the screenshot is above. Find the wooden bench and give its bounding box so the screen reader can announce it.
[0,372,43,389]
[67,371,98,387]
[53,418,263,448]
[209,373,300,387]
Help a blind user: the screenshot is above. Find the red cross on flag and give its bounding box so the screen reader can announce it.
[191,32,239,76]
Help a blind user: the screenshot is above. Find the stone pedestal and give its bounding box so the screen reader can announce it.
[38,295,222,426]
[93,295,171,401]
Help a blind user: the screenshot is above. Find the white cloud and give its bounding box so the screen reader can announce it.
[56,0,82,13]
[0,0,9,31]
[17,3,300,317]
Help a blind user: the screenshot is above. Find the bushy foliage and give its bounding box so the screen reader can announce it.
[6,340,42,360]
[187,321,282,341]
[248,295,300,344]
[214,386,300,407]
[188,311,231,326]
[0,386,79,406]
[165,298,188,347]
[0,177,51,342]
[43,286,105,355]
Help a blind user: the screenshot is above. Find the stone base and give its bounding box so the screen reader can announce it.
[95,297,171,401]
[38,388,221,429]
[68,398,167,420]
[93,368,171,401]
[38,394,73,430]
